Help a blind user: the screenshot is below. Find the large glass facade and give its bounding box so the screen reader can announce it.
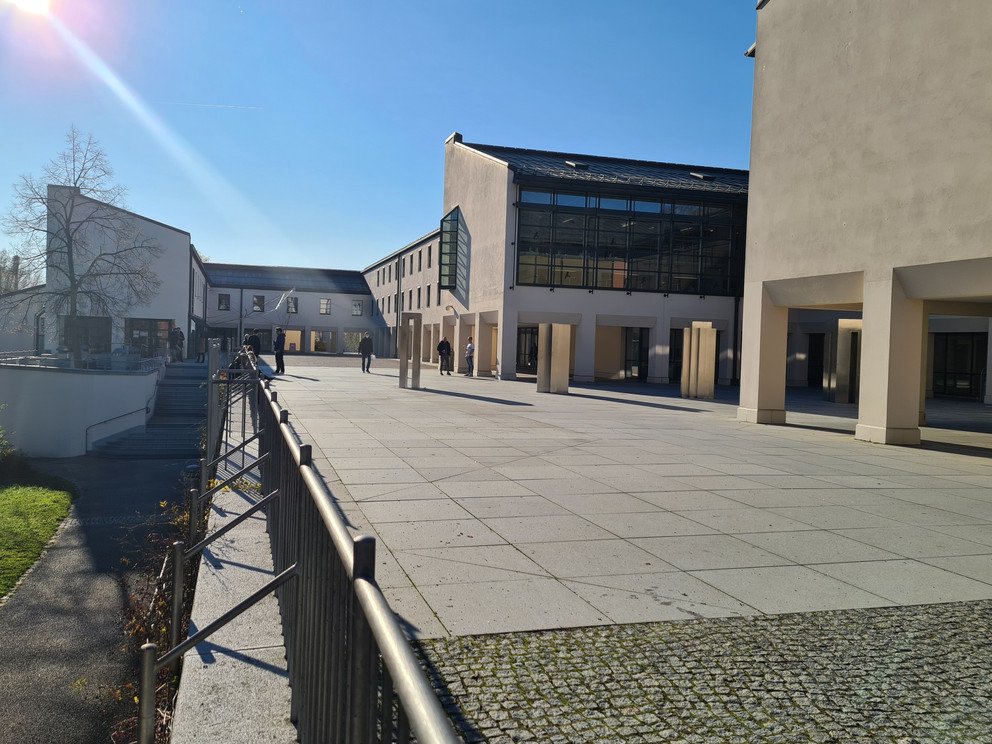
[516,188,745,296]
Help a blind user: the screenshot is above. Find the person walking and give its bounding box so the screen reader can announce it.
[437,336,452,375]
[274,327,286,374]
[176,328,185,362]
[359,332,374,373]
[464,336,475,377]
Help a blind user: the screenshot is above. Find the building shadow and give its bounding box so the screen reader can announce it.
[419,387,533,407]
[564,390,706,414]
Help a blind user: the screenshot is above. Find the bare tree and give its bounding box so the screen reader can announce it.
[1,127,163,360]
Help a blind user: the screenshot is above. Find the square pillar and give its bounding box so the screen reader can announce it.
[497,311,517,381]
[550,323,571,393]
[737,282,789,424]
[854,277,924,445]
[476,317,494,377]
[431,324,441,364]
[572,316,595,383]
[398,319,410,389]
[646,324,667,384]
[536,323,552,392]
[399,312,422,389]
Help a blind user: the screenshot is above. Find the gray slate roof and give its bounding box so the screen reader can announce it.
[464,142,749,196]
[203,263,371,295]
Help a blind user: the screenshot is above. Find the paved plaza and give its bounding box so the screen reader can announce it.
[247,356,992,741]
[268,358,992,640]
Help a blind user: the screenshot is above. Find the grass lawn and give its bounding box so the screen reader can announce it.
[0,477,74,599]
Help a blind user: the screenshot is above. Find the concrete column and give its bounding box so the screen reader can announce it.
[695,324,717,399]
[834,320,861,405]
[536,323,552,392]
[550,323,571,393]
[646,324,667,384]
[497,311,517,381]
[398,317,409,389]
[410,313,422,389]
[919,325,930,426]
[572,315,596,383]
[985,318,992,405]
[431,324,440,364]
[476,318,494,378]
[737,282,789,425]
[854,277,925,445]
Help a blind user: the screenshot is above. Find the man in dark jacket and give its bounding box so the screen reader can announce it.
[247,329,262,358]
[273,327,286,374]
[437,337,452,375]
[359,332,373,373]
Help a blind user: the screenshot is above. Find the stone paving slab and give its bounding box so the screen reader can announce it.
[418,601,992,743]
[271,365,992,640]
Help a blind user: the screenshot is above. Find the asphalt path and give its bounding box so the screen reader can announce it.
[0,456,187,744]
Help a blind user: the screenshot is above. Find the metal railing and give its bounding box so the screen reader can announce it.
[136,342,460,743]
[259,373,461,743]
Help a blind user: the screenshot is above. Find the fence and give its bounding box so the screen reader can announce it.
[137,343,460,744]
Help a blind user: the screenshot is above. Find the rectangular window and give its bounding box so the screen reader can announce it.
[252,295,265,312]
[218,293,230,311]
[418,250,422,272]
[408,289,412,309]
[388,265,392,282]
[417,287,421,308]
[376,270,380,286]
[437,285,441,305]
[426,284,431,307]
[387,296,391,314]
[410,255,414,273]
[520,189,552,204]
[556,192,585,208]
[352,300,363,316]
[427,246,432,269]
[287,296,299,314]
[319,298,332,315]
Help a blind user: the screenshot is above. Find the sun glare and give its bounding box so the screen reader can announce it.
[9,0,49,15]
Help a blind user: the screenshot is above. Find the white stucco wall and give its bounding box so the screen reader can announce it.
[0,365,161,457]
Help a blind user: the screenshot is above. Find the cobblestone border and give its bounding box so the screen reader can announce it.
[418,601,992,743]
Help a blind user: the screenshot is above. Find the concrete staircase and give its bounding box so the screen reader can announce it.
[90,362,207,459]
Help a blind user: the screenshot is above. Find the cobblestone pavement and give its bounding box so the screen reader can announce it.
[419,600,992,743]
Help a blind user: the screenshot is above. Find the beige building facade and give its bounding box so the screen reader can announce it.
[739,0,992,444]
[366,134,750,384]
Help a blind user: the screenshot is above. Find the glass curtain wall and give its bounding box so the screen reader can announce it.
[516,188,745,296]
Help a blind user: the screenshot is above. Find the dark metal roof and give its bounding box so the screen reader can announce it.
[463,141,749,196]
[203,263,371,295]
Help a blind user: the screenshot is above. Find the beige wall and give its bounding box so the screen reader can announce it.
[742,0,992,443]
[748,0,992,285]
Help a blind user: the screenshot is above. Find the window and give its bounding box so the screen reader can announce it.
[417,287,421,308]
[218,293,230,311]
[439,206,463,290]
[437,285,441,305]
[287,296,299,314]
[426,284,431,307]
[387,296,391,314]
[427,246,432,269]
[319,298,332,315]
[252,295,265,312]
[407,290,412,310]
[388,265,392,283]
[376,270,380,286]
[352,300,363,316]
[409,255,414,274]
[418,250,422,272]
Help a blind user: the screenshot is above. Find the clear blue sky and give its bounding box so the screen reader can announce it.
[0,1,757,271]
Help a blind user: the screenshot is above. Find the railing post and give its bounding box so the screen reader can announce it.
[188,488,199,544]
[299,444,312,467]
[170,541,185,656]
[348,536,377,744]
[199,457,208,504]
[138,643,157,744]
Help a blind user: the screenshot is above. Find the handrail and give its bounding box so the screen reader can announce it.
[197,451,269,502]
[84,402,150,450]
[183,489,279,560]
[205,428,264,469]
[259,380,462,743]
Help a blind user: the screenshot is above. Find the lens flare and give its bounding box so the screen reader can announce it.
[9,0,50,15]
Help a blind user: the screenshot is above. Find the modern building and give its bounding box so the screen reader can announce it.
[366,133,750,383]
[739,0,992,444]
[202,263,382,354]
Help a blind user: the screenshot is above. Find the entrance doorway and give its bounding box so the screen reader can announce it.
[807,333,825,387]
[623,327,649,381]
[516,326,539,373]
[934,332,988,398]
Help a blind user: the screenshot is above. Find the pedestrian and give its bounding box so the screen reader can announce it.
[176,328,185,362]
[359,332,374,373]
[168,326,179,363]
[464,336,475,376]
[437,336,452,375]
[247,329,261,358]
[196,335,206,363]
[274,327,286,374]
